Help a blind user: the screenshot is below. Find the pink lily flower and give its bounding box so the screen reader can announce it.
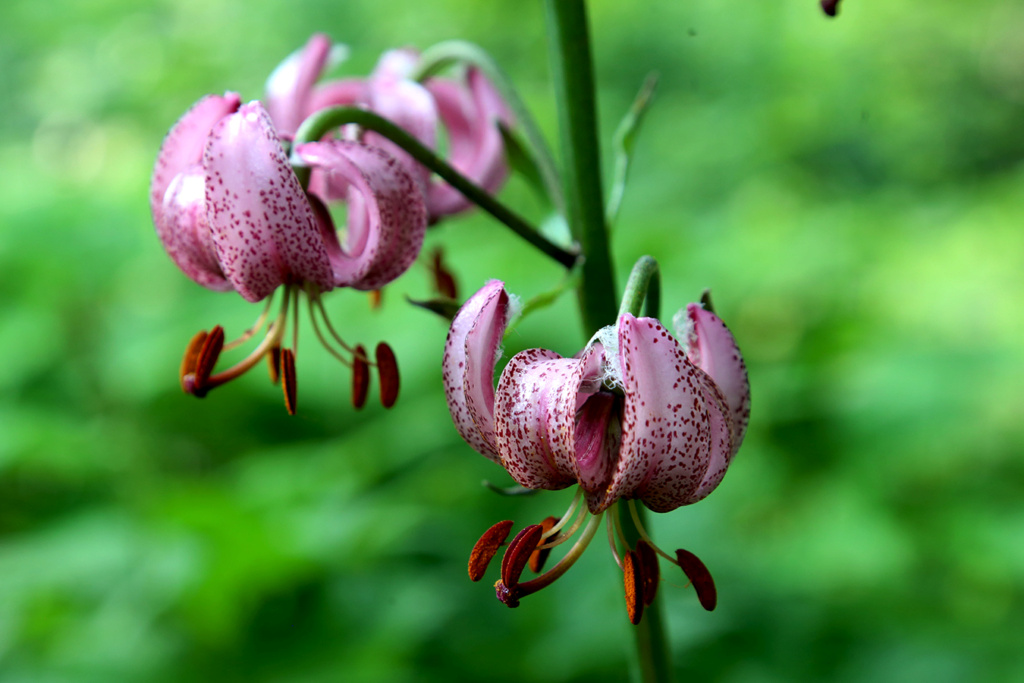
[150,95,425,412]
[444,280,750,622]
[264,35,512,221]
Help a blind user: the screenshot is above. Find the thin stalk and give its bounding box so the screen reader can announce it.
[291,107,577,268]
[545,0,618,334]
[546,3,671,682]
[619,255,661,320]
[412,40,565,214]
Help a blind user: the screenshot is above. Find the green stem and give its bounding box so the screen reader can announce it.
[545,0,618,334]
[546,3,671,682]
[619,255,661,320]
[412,40,565,214]
[619,503,673,683]
[291,107,578,269]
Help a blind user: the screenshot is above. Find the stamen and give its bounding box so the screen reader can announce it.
[543,489,583,540]
[206,294,290,388]
[180,330,208,393]
[513,512,604,600]
[623,550,644,625]
[468,520,514,582]
[635,539,660,607]
[528,516,559,573]
[607,510,624,570]
[308,300,353,367]
[223,295,275,351]
[539,498,589,549]
[267,345,282,384]
[627,500,676,563]
[369,289,382,309]
[192,325,225,397]
[675,549,717,611]
[351,344,370,409]
[312,298,357,356]
[500,524,544,590]
[431,247,458,299]
[280,348,297,415]
[376,342,400,408]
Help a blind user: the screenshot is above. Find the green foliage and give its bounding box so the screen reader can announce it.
[1,0,1022,681]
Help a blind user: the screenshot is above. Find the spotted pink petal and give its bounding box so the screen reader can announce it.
[307,78,367,114]
[442,280,510,462]
[365,50,438,194]
[203,102,332,302]
[294,140,426,290]
[603,315,719,514]
[683,304,751,453]
[494,349,581,491]
[426,68,511,218]
[158,166,231,291]
[264,33,333,139]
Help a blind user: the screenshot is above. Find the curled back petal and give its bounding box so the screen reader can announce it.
[683,304,751,453]
[158,166,231,291]
[494,350,581,491]
[442,280,510,461]
[605,314,713,514]
[295,140,427,290]
[151,92,241,215]
[426,68,511,218]
[264,33,333,139]
[204,102,332,302]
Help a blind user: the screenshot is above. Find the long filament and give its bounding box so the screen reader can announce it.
[515,511,604,597]
[207,290,291,386]
[627,499,677,564]
[223,294,276,351]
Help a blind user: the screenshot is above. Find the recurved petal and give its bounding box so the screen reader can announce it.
[157,165,231,291]
[426,68,511,218]
[494,349,581,491]
[681,304,751,453]
[264,33,333,138]
[151,92,241,219]
[295,140,426,290]
[603,314,713,514]
[204,102,332,302]
[442,280,511,461]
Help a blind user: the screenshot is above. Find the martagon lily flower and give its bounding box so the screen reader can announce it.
[150,94,426,413]
[443,280,750,623]
[264,34,512,222]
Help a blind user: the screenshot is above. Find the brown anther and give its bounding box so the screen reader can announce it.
[528,516,559,574]
[675,548,717,611]
[468,520,514,582]
[624,550,644,625]
[267,345,282,384]
[500,524,544,590]
[821,0,840,17]
[375,342,399,408]
[495,579,520,608]
[431,248,458,300]
[180,330,208,393]
[191,325,224,397]
[280,348,297,415]
[351,344,370,410]
[635,539,660,607]
[368,289,383,309]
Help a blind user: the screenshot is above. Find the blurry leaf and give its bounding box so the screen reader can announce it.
[499,121,549,206]
[607,72,658,227]
[406,296,461,321]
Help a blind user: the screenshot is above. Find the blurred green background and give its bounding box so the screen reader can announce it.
[1,0,1022,681]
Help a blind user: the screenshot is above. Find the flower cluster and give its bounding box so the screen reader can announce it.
[150,34,511,412]
[444,280,750,622]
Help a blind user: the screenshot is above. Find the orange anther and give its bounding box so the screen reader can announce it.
[192,325,224,397]
[500,524,544,590]
[468,520,514,582]
[635,539,660,607]
[180,330,208,393]
[624,550,644,625]
[528,516,559,574]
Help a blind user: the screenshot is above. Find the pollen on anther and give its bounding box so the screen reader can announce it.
[528,516,559,574]
[501,524,544,589]
[180,330,208,393]
[469,520,514,582]
[193,325,225,396]
[280,348,297,415]
[624,550,644,625]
